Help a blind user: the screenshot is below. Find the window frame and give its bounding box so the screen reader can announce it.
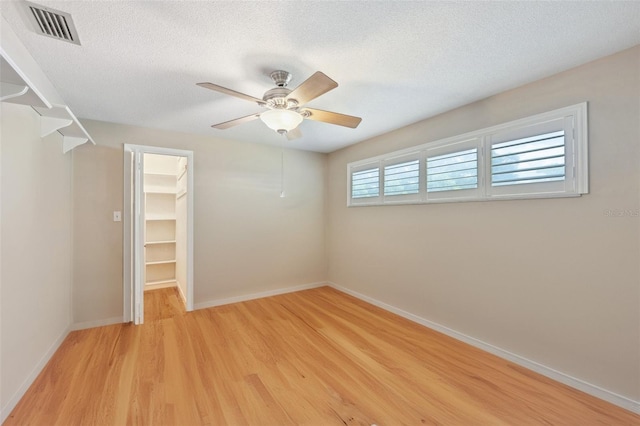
[346,103,588,207]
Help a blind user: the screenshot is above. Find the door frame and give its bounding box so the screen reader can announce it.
[123,144,194,323]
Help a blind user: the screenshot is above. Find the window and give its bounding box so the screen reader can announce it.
[427,148,478,193]
[384,159,419,196]
[347,103,588,206]
[486,116,579,198]
[351,167,380,199]
[491,131,565,187]
[349,162,381,205]
[424,138,481,202]
[380,154,422,203]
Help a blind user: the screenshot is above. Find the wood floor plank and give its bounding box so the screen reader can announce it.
[4,286,639,425]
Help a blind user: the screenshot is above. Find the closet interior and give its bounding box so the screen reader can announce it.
[143,153,188,303]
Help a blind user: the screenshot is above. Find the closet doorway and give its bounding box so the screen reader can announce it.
[123,144,194,325]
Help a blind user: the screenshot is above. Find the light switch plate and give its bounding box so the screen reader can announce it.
[113,211,121,222]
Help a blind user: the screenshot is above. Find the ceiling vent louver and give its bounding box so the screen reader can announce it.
[22,1,81,45]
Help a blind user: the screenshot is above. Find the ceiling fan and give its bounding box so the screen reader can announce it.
[197,70,362,139]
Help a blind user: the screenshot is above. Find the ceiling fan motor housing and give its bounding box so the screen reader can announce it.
[263,86,297,109]
[263,70,299,109]
[270,70,292,87]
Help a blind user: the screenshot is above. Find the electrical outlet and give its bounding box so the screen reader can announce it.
[113,211,121,222]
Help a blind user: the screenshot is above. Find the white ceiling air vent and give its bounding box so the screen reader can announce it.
[22,1,81,45]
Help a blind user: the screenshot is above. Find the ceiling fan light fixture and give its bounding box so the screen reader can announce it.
[260,109,303,133]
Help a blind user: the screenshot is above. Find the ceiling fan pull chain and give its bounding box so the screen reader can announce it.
[280,134,286,198]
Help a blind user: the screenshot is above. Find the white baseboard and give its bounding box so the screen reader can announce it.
[327,281,640,415]
[70,316,123,331]
[144,281,177,291]
[176,281,187,306]
[0,325,70,424]
[194,281,326,310]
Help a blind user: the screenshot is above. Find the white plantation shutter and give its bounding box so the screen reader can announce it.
[347,103,587,206]
[384,160,419,196]
[349,161,381,205]
[351,168,380,199]
[427,148,478,192]
[487,116,579,198]
[491,131,565,186]
[382,153,421,203]
[425,138,481,201]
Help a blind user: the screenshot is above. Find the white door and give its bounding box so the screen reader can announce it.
[133,151,146,324]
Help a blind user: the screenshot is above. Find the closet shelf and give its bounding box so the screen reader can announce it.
[146,259,176,266]
[177,164,187,180]
[145,187,178,194]
[33,104,95,153]
[145,172,179,177]
[1,18,95,153]
[145,240,176,245]
[146,214,176,221]
[144,160,178,288]
[0,81,29,102]
[146,279,176,286]
[0,51,50,108]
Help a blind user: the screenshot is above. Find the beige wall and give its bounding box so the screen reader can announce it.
[327,46,640,400]
[72,121,327,323]
[1,103,73,414]
[72,144,124,323]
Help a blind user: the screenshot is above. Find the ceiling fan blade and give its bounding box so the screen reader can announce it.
[286,72,338,106]
[286,127,302,140]
[301,108,362,129]
[197,82,265,105]
[212,113,261,129]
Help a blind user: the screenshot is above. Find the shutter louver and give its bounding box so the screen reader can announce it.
[351,168,380,199]
[491,131,565,187]
[427,148,478,192]
[384,160,419,196]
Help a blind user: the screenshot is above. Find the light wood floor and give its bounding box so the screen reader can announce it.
[4,286,639,425]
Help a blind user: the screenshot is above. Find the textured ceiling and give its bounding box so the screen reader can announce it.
[1,1,639,153]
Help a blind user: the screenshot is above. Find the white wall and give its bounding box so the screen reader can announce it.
[327,46,640,402]
[0,103,73,418]
[72,121,327,323]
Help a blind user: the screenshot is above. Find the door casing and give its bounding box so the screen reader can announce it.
[123,144,194,324]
